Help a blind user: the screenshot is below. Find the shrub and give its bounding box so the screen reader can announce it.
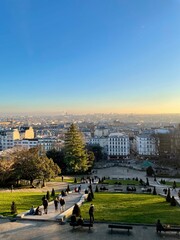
[146,178,149,186]
[46,191,50,201]
[74,178,77,183]
[95,185,99,192]
[66,184,70,192]
[173,181,177,189]
[11,201,17,214]
[153,186,157,195]
[171,196,176,206]
[166,188,171,202]
[87,192,93,202]
[51,188,55,197]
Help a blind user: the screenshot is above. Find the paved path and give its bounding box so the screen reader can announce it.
[19,184,89,221]
[0,220,180,240]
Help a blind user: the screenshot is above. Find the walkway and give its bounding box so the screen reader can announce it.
[17,184,89,222]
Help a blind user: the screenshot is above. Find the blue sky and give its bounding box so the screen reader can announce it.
[0,0,180,114]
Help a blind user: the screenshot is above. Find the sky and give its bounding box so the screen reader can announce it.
[0,0,180,115]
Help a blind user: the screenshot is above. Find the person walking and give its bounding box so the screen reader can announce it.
[60,197,65,212]
[89,204,94,223]
[43,198,48,214]
[54,197,59,211]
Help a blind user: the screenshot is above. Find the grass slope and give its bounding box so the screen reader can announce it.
[80,193,180,225]
[0,192,45,216]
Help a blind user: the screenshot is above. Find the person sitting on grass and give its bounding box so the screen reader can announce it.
[29,206,35,215]
[156,219,165,233]
[35,206,42,215]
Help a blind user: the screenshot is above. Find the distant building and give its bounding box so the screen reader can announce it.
[108,133,130,159]
[0,129,20,151]
[14,139,38,149]
[38,137,57,152]
[19,126,34,139]
[135,134,157,156]
[94,127,109,137]
[88,137,108,153]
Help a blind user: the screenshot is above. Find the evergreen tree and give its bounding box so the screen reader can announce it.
[66,184,70,192]
[64,124,89,173]
[173,181,177,189]
[51,188,55,197]
[146,178,149,186]
[46,190,50,201]
[11,201,17,214]
[87,192,93,202]
[95,185,99,192]
[171,196,176,206]
[166,188,171,202]
[153,186,157,195]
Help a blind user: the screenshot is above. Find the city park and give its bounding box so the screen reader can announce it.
[0,124,180,238]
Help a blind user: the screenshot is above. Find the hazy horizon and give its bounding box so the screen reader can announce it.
[0,1,180,114]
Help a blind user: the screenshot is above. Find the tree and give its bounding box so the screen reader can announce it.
[86,144,103,161]
[171,196,176,206]
[95,185,99,192]
[46,191,50,201]
[153,186,157,195]
[0,159,14,186]
[87,151,95,171]
[13,148,60,186]
[166,188,171,202]
[146,166,154,177]
[173,181,177,189]
[64,124,89,173]
[51,188,55,198]
[11,201,17,214]
[87,192,93,202]
[46,149,66,173]
[146,178,149,186]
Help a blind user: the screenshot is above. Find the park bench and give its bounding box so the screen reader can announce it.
[108,224,133,234]
[114,188,123,192]
[157,227,180,234]
[70,222,93,230]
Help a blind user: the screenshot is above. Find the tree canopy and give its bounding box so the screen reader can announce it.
[64,123,89,173]
[12,147,60,186]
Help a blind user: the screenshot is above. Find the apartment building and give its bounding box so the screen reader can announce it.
[136,134,157,156]
[108,133,130,159]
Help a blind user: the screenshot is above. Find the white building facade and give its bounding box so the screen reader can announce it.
[108,133,130,159]
[136,134,157,156]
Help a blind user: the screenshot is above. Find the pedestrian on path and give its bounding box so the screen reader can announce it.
[60,197,65,212]
[89,204,94,223]
[43,198,48,214]
[54,197,59,211]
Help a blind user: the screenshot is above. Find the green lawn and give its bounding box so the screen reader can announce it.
[0,192,46,216]
[103,179,140,185]
[50,176,81,183]
[80,193,180,225]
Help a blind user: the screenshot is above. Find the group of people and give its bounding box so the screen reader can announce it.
[54,197,66,212]
[71,203,95,225]
[29,206,42,215]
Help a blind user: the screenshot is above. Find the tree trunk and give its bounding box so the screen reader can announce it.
[42,179,46,187]
[30,179,34,186]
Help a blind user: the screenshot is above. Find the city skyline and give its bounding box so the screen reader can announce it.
[0,0,180,115]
